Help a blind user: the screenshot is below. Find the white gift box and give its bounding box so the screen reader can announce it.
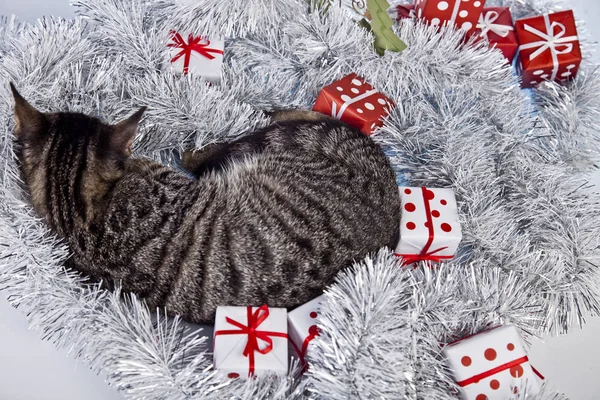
[287,295,324,363]
[213,305,288,378]
[395,187,462,263]
[168,31,224,83]
[443,326,540,400]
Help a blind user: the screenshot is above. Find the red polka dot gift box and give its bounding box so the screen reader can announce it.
[312,73,395,135]
[395,187,462,265]
[472,7,519,63]
[514,10,581,88]
[443,325,540,400]
[414,0,486,36]
[287,295,324,367]
[168,31,224,83]
[213,305,288,378]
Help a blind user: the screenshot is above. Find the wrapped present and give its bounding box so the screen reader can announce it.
[288,295,324,365]
[168,31,224,82]
[313,73,395,135]
[414,0,486,35]
[396,4,416,21]
[443,326,541,400]
[213,305,288,378]
[395,187,462,265]
[515,10,581,88]
[473,7,518,62]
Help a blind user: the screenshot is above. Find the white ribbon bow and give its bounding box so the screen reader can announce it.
[518,14,579,81]
[477,11,514,38]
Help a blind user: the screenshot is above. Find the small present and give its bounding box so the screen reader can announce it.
[168,31,224,82]
[213,305,288,378]
[395,4,416,21]
[515,10,581,88]
[414,0,486,35]
[288,295,324,365]
[473,7,518,62]
[443,326,541,400]
[313,73,395,135]
[395,187,462,265]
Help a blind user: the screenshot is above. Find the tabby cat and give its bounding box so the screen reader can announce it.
[10,83,400,323]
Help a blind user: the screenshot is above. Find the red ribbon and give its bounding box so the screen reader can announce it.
[398,187,450,266]
[214,305,288,376]
[457,356,529,387]
[291,325,320,367]
[168,31,224,75]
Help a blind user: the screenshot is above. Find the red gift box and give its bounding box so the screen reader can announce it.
[396,4,416,21]
[313,74,395,135]
[414,0,486,35]
[515,10,581,88]
[473,7,518,62]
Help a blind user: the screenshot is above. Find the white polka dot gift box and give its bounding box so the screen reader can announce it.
[287,295,324,366]
[312,73,395,135]
[443,325,540,400]
[395,187,462,265]
[414,0,486,36]
[167,31,224,83]
[514,10,581,88]
[213,305,288,379]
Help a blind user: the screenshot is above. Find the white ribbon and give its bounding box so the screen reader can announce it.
[331,89,377,119]
[477,11,514,38]
[518,13,579,81]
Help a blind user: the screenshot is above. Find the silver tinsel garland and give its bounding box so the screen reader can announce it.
[0,0,599,398]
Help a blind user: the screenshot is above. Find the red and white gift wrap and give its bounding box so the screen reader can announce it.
[395,4,416,21]
[515,10,581,88]
[414,0,486,35]
[474,7,518,62]
[168,31,224,83]
[395,187,462,265]
[313,73,395,135]
[443,326,540,400]
[287,295,324,365]
[213,305,288,378]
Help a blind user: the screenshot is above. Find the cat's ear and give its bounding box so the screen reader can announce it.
[112,107,146,156]
[10,82,46,139]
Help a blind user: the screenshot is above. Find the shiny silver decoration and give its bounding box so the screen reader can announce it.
[0,0,599,398]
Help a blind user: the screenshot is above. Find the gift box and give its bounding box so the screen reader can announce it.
[515,10,581,88]
[395,187,462,265]
[168,31,224,83]
[313,73,395,135]
[213,305,288,378]
[288,295,324,365]
[443,326,540,400]
[414,0,486,35]
[473,7,518,62]
[396,4,416,21]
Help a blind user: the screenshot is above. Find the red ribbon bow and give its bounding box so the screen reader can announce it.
[168,31,224,75]
[214,305,288,376]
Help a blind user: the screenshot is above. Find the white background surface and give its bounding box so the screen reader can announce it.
[1,1,600,399]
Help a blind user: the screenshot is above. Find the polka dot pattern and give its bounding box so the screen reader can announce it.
[310,311,318,318]
[397,187,460,261]
[415,0,482,34]
[484,348,497,361]
[437,1,449,11]
[461,356,471,366]
[507,343,514,351]
[510,365,524,378]
[476,395,487,400]
[228,372,240,379]
[315,73,394,135]
[490,379,500,390]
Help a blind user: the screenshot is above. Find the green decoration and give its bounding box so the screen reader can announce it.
[367,0,407,55]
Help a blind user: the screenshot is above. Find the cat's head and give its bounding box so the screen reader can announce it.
[10,83,146,233]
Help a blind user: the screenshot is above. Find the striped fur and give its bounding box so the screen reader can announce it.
[12,90,400,323]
